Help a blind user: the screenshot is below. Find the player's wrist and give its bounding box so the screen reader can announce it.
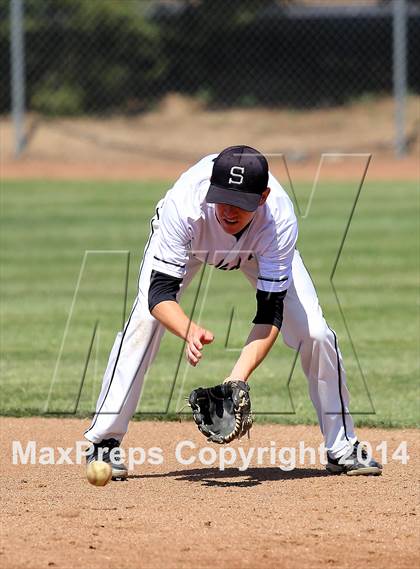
[223,377,247,384]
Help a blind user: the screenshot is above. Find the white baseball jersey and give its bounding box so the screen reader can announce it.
[151,154,298,294]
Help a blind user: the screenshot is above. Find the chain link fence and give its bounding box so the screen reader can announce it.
[3,0,420,160]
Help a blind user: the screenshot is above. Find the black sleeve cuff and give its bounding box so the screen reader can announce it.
[252,289,287,330]
[148,270,183,313]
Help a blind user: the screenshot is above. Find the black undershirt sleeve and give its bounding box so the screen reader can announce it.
[148,270,183,313]
[252,289,287,330]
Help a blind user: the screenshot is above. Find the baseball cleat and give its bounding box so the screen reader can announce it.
[86,438,128,480]
[326,441,383,476]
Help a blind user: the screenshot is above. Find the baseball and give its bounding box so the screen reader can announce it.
[86,461,112,487]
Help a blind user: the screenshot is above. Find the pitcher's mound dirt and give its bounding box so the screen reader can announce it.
[1,418,418,569]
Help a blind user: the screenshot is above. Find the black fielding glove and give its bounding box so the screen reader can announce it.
[189,380,253,444]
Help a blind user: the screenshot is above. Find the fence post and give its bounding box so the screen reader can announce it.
[393,0,407,157]
[10,0,26,158]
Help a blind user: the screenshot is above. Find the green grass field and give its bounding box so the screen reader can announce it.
[1,178,418,427]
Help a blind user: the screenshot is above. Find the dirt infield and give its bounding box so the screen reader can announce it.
[1,418,418,569]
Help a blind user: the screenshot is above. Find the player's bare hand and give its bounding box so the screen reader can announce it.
[186,325,214,366]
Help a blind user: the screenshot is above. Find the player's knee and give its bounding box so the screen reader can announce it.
[143,308,157,322]
[307,320,330,344]
[130,303,159,329]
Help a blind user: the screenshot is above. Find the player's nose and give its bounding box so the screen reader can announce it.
[223,205,237,217]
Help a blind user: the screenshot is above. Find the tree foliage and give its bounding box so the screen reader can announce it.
[2,0,419,115]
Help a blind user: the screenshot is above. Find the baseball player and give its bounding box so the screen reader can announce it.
[84,145,382,477]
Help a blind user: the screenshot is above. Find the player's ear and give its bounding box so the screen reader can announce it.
[259,187,270,206]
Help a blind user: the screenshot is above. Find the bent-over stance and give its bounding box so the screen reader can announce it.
[85,146,382,478]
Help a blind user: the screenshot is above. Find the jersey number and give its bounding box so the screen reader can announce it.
[229,166,245,185]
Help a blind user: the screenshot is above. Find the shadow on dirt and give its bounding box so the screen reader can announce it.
[131,466,330,487]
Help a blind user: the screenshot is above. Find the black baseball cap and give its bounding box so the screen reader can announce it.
[206,145,269,212]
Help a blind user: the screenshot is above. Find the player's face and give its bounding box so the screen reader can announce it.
[215,203,256,234]
[215,188,270,235]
